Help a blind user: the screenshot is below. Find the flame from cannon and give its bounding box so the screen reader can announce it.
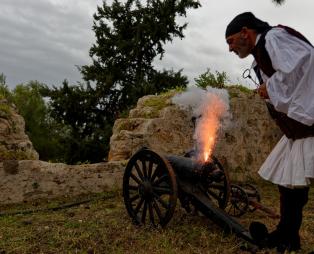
[194,92,228,163]
[172,86,230,163]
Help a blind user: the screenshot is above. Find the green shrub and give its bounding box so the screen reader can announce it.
[194,68,229,89]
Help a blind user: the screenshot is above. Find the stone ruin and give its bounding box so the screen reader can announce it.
[109,87,282,182]
[0,87,282,203]
[0,99,38,161]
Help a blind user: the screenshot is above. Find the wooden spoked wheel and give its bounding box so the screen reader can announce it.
[123,148,178,227]
[241,183,261,212]
[204,156,231,210]
[226,184,249,217]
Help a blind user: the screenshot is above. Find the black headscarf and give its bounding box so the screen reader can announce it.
[225,12,271,38]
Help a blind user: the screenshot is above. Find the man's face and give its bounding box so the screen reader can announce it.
[226,31,251,59]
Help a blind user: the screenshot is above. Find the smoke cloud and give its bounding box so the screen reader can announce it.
[172,85,231,162]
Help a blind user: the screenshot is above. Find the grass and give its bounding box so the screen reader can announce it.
[227,85,253,94]
[140,90,180,118]
[0,149,36,161]
[0,181,313,254]
[0,103,12,118]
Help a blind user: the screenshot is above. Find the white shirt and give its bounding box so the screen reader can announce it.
[264,27,314,126]
[255,27,314,187]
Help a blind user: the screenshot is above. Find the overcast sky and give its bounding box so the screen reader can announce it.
[1,0,313,89]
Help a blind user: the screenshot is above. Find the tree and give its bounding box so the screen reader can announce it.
[43,0,199,163]
[81,0,199,112]
[11,81,67,161]
[41,80,112,164]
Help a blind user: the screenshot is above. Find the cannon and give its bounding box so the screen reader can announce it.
[122,147,266,246]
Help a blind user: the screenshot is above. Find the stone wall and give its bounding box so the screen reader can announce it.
[109,87,282,181]
[0,160,125,204]
[0,99,125,204]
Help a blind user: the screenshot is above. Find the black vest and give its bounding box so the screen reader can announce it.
[252,25,314,140]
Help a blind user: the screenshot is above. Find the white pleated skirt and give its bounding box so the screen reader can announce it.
[258,135,314,187]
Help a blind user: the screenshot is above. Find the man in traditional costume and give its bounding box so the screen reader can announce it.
[225,12,314,252]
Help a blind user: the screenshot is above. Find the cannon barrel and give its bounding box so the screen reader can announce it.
[165,155,203,181]
[165,155,222,184]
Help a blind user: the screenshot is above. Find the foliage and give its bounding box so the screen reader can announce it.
[0,73,5,85]
[43,0,199,163]
[0,77,67,161]
[41,80,112,164]
[80,0,198,111]
[0,103,12,119]
[11,81,67,162]
[0,73,13,102]
[194,68,229,89]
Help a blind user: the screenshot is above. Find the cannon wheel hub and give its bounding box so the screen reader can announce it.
[139,181,153,199]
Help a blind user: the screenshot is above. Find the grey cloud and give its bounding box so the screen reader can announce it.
[0,0,98,87]
[1,0,314,89]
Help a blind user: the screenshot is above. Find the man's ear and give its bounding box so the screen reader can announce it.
[240,27,248,38]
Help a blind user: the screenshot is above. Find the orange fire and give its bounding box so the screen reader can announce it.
[194,93,228,164]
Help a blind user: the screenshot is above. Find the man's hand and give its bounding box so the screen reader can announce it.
[256,83,269,99]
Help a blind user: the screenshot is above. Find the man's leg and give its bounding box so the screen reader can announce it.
[273,185,309,251]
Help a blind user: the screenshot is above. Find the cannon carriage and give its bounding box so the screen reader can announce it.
[122,147,276,246]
